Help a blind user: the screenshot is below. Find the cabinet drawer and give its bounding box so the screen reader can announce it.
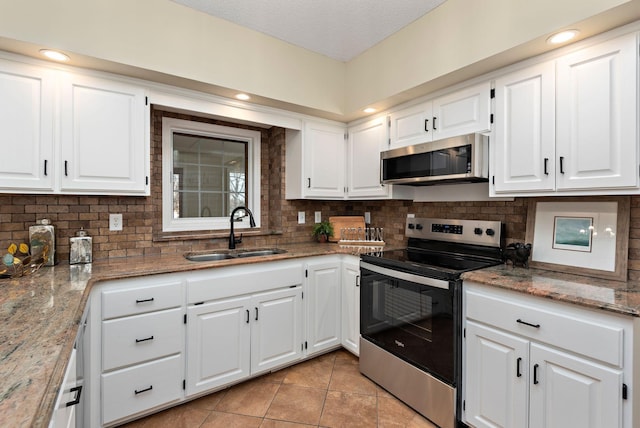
[103,308,183,371]
[102,280,183,319]
[102,354,182,425]
[465,285,624,367]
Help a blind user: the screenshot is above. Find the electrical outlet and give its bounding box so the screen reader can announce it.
[364,212,371,224]
[315,211,321,223]
[109,213,123,231]
[298,211,305,224]
[407,213,415,218]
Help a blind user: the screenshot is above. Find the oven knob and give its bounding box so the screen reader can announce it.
[474,227,483,235]
[408,223,415,229]
[415,224,423,230]
[485,228,495,236]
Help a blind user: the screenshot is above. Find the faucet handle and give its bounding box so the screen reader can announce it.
[235,233,243,245]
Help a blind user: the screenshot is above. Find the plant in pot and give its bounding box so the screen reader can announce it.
[312,220,334,243]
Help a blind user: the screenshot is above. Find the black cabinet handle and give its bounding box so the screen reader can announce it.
[424,119,429,132]
[559,156,565,174]
[134,385,153,395]
[64,160,68,176]
[136,297,154,304]
[356,275,360,287]
[44,159,48,176]
[533,364,540,384]
[517,318,540,328]
[432,117,437,130]
[255,307,259,321]
[516,357,522,378]
[65,385,82,407]
[246,309,250,324]
[544,158,549,175]
[307,178,311,188]
[135,335,154,343]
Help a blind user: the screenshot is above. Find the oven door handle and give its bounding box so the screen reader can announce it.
[360,262,450,290]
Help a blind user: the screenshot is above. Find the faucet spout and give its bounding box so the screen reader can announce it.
[229,206,256,249]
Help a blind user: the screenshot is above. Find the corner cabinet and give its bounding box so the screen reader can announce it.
[0,56,149,196]
[388,81,492,150]
[491,32,639,196]
[346,117,390,199]
[463,282,637,428]
[285,121,346,199]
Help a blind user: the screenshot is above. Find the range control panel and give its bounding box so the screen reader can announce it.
[406,217,502,248]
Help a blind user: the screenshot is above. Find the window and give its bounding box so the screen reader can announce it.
[162,117,261,232]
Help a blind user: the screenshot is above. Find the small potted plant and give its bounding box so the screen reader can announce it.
[312,220,334,243]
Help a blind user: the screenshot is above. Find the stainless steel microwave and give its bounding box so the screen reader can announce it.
[380,133,489,185]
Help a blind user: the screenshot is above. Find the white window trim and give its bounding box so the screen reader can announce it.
[162,117,261,232]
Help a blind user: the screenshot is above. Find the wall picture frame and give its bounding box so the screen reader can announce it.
[525,196,630,281]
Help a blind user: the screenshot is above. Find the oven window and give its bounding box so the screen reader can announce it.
[361,269,454,384]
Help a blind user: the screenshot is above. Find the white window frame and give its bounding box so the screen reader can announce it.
[162,117,261,232]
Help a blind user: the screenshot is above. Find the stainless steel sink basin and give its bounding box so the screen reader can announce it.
[185,248,287,262]
[235,248,287,258]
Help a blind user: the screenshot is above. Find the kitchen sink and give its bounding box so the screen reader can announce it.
[184,248,287,262]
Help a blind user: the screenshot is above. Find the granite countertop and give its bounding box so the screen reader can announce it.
[0,242,377,428]
[462,264,640,317]
[4,244,640,427]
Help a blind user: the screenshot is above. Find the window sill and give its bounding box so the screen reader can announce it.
[153,229,283,242]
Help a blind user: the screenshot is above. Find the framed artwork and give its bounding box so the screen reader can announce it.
[525,197,630,281]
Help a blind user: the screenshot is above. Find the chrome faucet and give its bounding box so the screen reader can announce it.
[229,206,256,249]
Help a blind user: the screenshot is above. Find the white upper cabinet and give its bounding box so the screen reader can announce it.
[60,73,148,194]
[492,61,556,194]
[0,57,149,196]
[0,59,55,192]
[555,32,638,191]
[346,117,389,198]
[388,81,492,150]
[492,32,639,196]
[286,121,346,199]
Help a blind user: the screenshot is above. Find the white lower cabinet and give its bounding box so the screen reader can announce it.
[463,282,632,428]
[341,256,360,355]
[305,257,342,355]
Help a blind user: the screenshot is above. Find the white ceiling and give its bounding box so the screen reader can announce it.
[171,0,446,62]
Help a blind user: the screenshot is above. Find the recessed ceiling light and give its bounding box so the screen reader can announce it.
[235,93,251,101]
[39,49,70,62]
[547,30,579,45]
[363,107,377,114]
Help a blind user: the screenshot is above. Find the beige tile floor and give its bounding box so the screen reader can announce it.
[120,349,439,428]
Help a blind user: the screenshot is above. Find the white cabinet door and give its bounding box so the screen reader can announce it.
[303,121,346,198]
[492,61,556,194]
[529,343,623,428]
[347,117,389,198]
[341,258,360,356]
[59,72,148,194]
[186,295,251,396]
[50,349,78,428]
[432,81,492,141]
[306,260,341,355]
[464,321,529,428]
[251,286,303,374]
[556,33,638,190]
[0,59,54,192]
[388,102,432,149]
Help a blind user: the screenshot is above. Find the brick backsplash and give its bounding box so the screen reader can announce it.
[1,109,639,280]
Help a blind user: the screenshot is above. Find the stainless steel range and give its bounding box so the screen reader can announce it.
[359,218,503,428]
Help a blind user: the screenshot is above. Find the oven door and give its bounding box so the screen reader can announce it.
[360,261,455,385]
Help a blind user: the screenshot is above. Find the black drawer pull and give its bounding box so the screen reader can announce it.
[533,364,540,385]
[64,160,68,176]
[246,309,250,324]
[44,159,48,176]
[432,117,437,130]
[516,357,522,378]
[559,156,565,174]
[136,298,155,304]
[356,275,360,287]
[134,385,153,395]
[65,385,82,407]
[543,158,549,175]
[135,335,154,343]
[255,307,259,321]
[424,118,429,132]
[517,319,540,328]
